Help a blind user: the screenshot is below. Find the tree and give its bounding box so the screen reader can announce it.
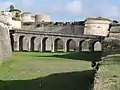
[113,20,119,23]
[9,5,14,10]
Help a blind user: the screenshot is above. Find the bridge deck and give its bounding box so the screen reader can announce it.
[10,29,100,39]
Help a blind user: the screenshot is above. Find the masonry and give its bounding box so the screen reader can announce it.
[1,5,120,63]
[0,12,12,63]
[10,28,102,52]
[8,7,106,53]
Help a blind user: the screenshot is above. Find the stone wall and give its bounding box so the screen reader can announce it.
[0,11,12,64]
[20,23,84,35]
[0,22,12,64]
[102,24,120,52]
[84,19,111,36]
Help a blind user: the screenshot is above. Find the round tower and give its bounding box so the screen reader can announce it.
[35,14,42,22]
[35,14,51,22]
[21,12,33,22]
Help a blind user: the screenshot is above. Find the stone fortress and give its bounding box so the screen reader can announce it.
[8,6,103,52]
[0,5,120,62]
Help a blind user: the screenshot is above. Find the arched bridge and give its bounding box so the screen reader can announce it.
[10,30,102,52]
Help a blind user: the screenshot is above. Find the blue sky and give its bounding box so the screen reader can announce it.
[0,0,120,21]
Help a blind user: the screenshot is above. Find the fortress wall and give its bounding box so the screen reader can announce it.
[54,25,84,35]
[20,24,85,35]
[55,25,71,33]
[12,20,21,29]
[43,25,71,33]
[73,25,84,35]
[0,22,12,63]
[107,25,120,40]
[21,23,34,30]
[0,12,12,63]
[109,32,120,39]
[21,22,45,31]
[110,25,120,32]
[44,24,52,31]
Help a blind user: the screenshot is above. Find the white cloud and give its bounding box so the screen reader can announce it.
[82,0,120,20]
[105,6,119,17]
[52,0,82,17]
[52,0,120,20]
[17,0,34,11]
[0,0,120,21]
[65,0,82,16]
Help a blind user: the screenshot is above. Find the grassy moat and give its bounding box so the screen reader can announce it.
[0,52,102,90]
[0,51,119,90]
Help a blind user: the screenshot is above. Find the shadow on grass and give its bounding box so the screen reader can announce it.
[39,51,102,62]
[0,70,96,90]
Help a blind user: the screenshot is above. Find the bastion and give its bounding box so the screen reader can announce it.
[0,11,12,64]
[84,17,111,37]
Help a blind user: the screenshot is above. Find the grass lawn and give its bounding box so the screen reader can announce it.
[98,53,120,90]
[0,52,101,90]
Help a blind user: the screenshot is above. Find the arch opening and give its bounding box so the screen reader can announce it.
[19,35,25,51]
[30,36,36,51]
[66,39,76,52]
[80,40,89,51]
[42,37,48,52]
[93,41,102,51]
[54,38,63,52]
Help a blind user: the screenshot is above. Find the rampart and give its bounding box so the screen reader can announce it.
[0,11,12,63]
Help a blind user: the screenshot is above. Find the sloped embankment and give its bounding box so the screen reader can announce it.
[93,53,120,90]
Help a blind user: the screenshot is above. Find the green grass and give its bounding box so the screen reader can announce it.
[86,17,111,21]
[0,52,98,90]
[98,53,120,90]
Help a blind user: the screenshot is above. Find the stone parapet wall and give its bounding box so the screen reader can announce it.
[14,29,99,39]
[19,23,84,35]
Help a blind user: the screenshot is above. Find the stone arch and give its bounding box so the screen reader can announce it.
[30,36,36,51]
[89,40,102,52]
[93,41,102,51]
[80,39,90,51]
[54,38,64,52]
[19,35,25,51]
[66,39,76,52]
[42,37,48,52]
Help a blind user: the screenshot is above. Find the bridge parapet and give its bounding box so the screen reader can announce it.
[12,29,99,39]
